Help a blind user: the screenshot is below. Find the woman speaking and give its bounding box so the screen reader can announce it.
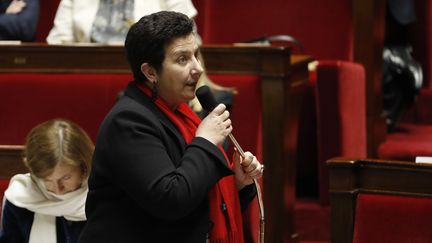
[78,11,263,243]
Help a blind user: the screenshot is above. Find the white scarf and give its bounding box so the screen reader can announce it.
[3,173,88,243]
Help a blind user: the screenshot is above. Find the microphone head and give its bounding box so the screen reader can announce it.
[196,85,218,112]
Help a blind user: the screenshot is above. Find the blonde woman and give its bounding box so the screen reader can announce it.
[0,119,94,243]
[46,0,197,44]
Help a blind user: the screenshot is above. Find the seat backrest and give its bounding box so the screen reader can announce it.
[193,0,353,60]
[0,73,132,144]
[207,74,262,160]
[315,60,367,204]
[36,0,61,42]
[353,193,432,243]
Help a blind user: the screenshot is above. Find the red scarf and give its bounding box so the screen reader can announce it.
[137,83,244,243]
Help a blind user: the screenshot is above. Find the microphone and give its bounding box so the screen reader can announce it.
[195,85,265,243]
[195,85,245,156]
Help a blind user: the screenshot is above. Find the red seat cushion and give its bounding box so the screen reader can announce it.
[378,123,432,160]
[353,193,432,243]
[315,60,367,204]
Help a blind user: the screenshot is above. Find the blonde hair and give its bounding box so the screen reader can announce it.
[23,119,94,179]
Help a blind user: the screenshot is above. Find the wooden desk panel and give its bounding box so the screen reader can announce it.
[0,44,312,243]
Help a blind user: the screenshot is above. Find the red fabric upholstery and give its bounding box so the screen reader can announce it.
[0,179,10,218]
[353,193,432,243]
[192,0,353,60]
[207,74,262,161]
[315,60,367,204]
[0,73,262,149]
[378,123,432,160]
[0,73,132,144]
[36,0,61,42]
[0,72,262,153]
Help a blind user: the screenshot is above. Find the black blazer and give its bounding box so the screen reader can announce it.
[78,82,254,243]
[0,0,40,41]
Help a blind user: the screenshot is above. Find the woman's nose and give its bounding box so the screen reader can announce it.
[49,181,65,194]
[191,56,204,77]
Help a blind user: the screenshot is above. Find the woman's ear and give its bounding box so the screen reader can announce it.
[140,63,157,84]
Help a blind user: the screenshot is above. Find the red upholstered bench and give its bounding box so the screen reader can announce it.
[208,74,262,159]
[0,73,132,144]
[353,193,432,243]
[314,60,367,205]
[0,73,262,153]
[378,123,432,160]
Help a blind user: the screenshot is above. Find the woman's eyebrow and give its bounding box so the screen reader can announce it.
[171,49,192,56]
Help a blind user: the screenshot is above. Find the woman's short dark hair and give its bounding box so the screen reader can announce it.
[125,11,195,83]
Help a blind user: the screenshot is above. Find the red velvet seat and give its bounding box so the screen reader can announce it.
[208,74,262,160]
[193,0,353,60]
[36,0,61,42]
[353,193,432,243]
[378,123,432,160]
[0,73,132,144]
[314,60,367,205]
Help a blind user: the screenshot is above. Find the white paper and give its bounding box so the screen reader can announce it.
[415,156,432,163]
